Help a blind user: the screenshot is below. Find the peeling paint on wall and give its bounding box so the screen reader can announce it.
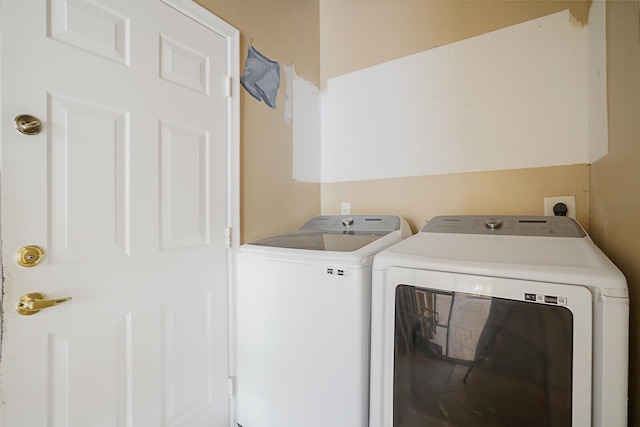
[569,0,593,27]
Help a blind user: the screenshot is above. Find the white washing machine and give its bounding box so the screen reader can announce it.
[369,215,629,427]
[235,215,411,427]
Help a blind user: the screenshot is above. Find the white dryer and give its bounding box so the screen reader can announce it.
[236,215,410,427]
[369,215,628,427]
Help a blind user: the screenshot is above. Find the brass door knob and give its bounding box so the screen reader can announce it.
[14,114,42,135]
[16,292,72,316]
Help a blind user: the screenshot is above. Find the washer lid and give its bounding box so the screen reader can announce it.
[248,215,402,252]
[249,230,387,251]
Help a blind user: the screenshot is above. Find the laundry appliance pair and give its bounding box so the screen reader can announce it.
[235,214,629,427]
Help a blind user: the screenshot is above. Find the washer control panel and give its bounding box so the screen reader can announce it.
[301,215,402,233]
[423,215,586,238]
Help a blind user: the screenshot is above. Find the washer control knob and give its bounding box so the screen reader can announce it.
[342,217,354,227]
[484,218,503,230]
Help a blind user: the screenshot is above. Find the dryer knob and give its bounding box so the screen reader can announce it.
[484,218,503,230]
[342,217,354,227]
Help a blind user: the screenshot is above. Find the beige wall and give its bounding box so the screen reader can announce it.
[590,2,640,425]
[195,0,321,243]
[321,165,589,233]
[319,0,591,85]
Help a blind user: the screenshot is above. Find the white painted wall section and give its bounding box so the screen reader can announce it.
[289,65,322,182]
[588,1,608,164]
[319,10,592,183]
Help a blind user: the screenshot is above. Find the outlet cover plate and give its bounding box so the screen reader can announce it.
[544,196,576,218]
[340,202,351,215]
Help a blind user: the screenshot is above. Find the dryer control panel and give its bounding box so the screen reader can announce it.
[423,215,586,238]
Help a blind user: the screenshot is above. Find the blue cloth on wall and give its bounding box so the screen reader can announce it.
[240,45,280,109]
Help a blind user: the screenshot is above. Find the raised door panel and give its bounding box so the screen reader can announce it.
[49,94,130,263]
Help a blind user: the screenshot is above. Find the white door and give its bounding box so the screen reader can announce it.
[0,0,239,426]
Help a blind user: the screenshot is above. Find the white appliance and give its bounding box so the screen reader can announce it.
[236,215,411,427]
[369,215,628,427]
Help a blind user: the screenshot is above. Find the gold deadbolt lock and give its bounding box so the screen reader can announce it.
[16,245,45,267]
[14,114,42,135]
[16,292,72,316]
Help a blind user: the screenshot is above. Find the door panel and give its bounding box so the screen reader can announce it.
[49,0,131,65]
[0,1,237,426]
[160,121,211,250]
[163,295,216,425]
[49,93,130,261]
[49,314,132,426]
[159,35,210,94]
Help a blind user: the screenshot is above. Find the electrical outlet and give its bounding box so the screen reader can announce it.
[544,196,576,218]
[340,202,351,215]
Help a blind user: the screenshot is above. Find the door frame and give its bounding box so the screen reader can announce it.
[0,0,240,422]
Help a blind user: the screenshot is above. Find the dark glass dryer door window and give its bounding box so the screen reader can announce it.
[394,285,573,427]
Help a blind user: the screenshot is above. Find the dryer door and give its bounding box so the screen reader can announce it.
[370,269,593,427]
